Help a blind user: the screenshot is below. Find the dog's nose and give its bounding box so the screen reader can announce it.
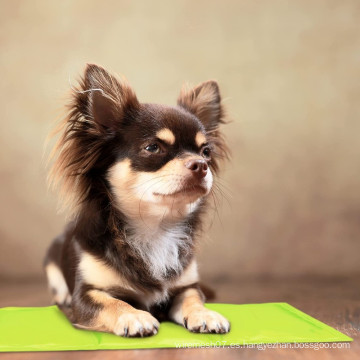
[185,159,208,178]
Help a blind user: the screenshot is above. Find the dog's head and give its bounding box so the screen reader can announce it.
[49,64,228,221]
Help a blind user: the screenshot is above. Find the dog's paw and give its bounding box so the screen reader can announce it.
[114,310,160,337]
[184,308,230,334]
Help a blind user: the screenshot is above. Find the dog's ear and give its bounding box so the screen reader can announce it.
[82,64,139,131]
[177,80,228,172]
[177,80,224,132]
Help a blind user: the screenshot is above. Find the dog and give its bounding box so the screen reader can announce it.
[44,64,230,337]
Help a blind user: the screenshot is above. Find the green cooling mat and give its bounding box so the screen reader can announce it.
[0,303,352,352]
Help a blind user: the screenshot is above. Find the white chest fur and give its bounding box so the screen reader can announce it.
[125,223,192,280]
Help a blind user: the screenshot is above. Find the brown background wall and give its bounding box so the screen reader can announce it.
[1,0,360,282]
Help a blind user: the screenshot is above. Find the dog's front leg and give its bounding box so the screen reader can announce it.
[169,287,230,334]
[71,288,159,337]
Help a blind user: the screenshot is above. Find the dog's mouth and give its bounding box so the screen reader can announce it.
[153,185,207,198]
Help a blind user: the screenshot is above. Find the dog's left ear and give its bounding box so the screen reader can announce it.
[177,80,228,172]
[177,80,224,132]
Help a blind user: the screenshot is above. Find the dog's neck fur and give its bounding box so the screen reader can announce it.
[123,219,192,280]
[74,191,203,282]
[121,198,204,280]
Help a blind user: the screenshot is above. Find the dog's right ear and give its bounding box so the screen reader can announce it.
[48,65,139,215]
[81,64,139,132]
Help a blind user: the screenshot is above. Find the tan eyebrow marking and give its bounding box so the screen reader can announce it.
[156,128,176,145]
[195,132,207,147]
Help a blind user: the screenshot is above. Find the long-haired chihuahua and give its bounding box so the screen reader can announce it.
[44,64,230,337]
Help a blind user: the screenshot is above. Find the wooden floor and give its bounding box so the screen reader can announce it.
[0,275,359,359]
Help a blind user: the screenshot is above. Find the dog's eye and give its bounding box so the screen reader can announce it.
[145,143,161,154]
[201,146,211,159]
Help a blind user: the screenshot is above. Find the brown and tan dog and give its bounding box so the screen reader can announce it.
[45,64,230,337]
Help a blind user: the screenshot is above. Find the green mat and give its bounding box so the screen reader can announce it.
[0,303,352,352]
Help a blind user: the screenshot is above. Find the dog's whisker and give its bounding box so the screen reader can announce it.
[213,183,232,209]
[209,188,222,228]
[128,174,177,190]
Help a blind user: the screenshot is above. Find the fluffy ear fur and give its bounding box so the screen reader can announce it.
[48,64,139,215]
[177,81,229,172]
[177,80,224,132]
[85,64,139,131]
